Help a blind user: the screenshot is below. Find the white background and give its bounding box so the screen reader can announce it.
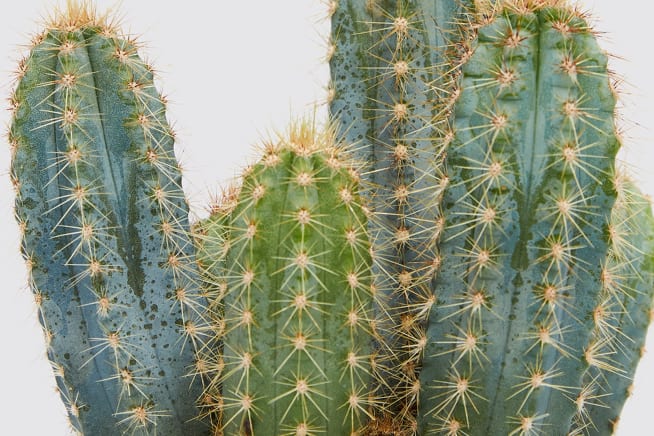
[0,1,652,434]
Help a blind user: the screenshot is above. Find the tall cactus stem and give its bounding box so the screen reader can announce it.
[10,2,208,433]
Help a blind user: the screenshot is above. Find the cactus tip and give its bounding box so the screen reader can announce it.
[46,0,117,32]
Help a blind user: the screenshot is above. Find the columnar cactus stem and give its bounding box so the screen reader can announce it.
[198,119,377,435]
[571,177,654,435]
[419,3,621,434]
[9,2,207,434]
[329,1,475,427]
[193,191,235,430]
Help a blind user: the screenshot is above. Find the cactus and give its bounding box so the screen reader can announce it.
[418,2,623,434]
[193,191,235,430]
[328,0,475,427]
[196,119,378,435]
[9,2,207,434]
[571,177,654,435]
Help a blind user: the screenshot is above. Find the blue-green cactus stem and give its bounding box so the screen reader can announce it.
[570,178,654,435]
[10,4,207,434]
[419,4,621,434]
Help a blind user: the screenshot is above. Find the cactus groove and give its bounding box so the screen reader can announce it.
[10,3,207,434]
[419,3,621,434]
[198,120,377,435]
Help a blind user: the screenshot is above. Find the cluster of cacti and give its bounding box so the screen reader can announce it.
[9,0,654,435]
[9,3,208,434]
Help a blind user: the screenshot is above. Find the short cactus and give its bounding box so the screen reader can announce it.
[418,3,623,434]
[9,2,207,434]
[197,119,378,435]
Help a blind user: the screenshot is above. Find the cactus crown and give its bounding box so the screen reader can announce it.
[46,0,116,32]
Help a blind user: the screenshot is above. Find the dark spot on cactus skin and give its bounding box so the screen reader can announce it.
[243,419,253,436]
[64,353,70,360]
[21,197,38,209]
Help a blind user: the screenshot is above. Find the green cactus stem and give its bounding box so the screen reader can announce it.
[199,119,377,435]
[9,2,207,434]
[418,3,621,434]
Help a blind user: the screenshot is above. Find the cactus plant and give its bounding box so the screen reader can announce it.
[328,0,476,426]
[571,177,654,435]
[418,2,623,434]
[193,190,235,431]
[9,2,207,434]
[196,119,378,435]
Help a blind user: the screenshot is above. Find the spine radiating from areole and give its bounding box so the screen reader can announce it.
[10,2,207,434]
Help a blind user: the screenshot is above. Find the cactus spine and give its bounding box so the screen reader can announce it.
[418,3,622,434]
[197,120,377,435]
[9,2,207,434]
